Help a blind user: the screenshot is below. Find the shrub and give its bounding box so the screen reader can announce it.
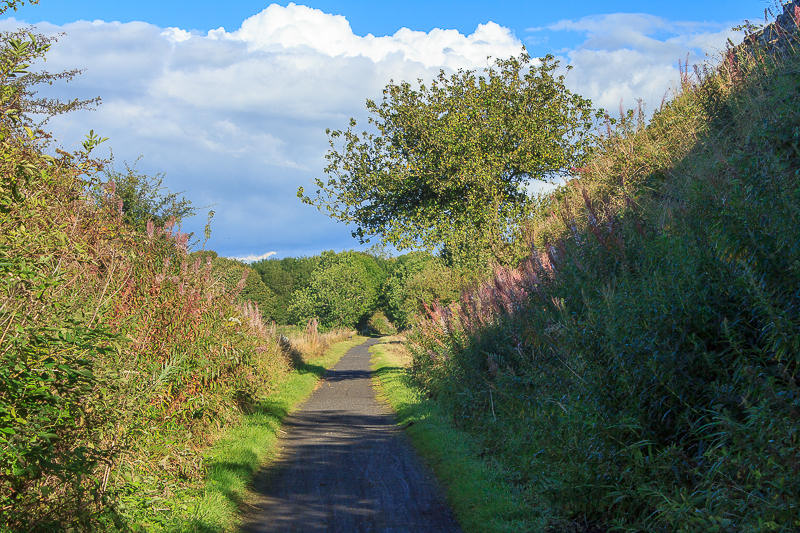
[383,252,469,330]
[363,310,397,336]
[409,14,800,531]
[209,256,279,321]
[288,251,387,329]
[93,160,194,232]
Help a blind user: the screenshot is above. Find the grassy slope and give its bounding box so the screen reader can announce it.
[370,337,545,533]
[404,17,800,533]
[169,335,366,532]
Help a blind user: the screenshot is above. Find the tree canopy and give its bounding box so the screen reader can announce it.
[251,256,322,324]
[288,251,388,329]
[96,161,195,232]
[299,53,597,266]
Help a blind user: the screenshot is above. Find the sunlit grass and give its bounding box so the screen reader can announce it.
[370,337,547,533]
[170,335,366,532]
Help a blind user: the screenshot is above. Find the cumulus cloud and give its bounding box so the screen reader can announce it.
[0,4,741,257]
[530,13,741,111]
[228,251,277,263]
[225,3,521,68]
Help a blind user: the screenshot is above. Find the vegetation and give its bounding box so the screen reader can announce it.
[371,338,541,532]
[299,53,597,267]
[206,254,279,322]
[95,160,195,233]
[287,251,388,329]
[363,310,397,336]
[250,256,321,324]
[250,248,467,333]
[6,0,800,530]
[408,13,800,532]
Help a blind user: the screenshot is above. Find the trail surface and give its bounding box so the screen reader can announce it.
[242,337,461,533]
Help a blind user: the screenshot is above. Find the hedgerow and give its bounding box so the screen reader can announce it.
[0,18,290,530]
[410,8,800,531]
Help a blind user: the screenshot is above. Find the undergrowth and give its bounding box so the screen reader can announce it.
[371,337,544,532]
[410,6,800,532]
[0,16,354,530]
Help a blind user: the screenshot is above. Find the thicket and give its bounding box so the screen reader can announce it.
[410,7,800,531]
[382,252,469,330]
[0,16,299,530]
[287,251,389,330]
[250,256,320,324]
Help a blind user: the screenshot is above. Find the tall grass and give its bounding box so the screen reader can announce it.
[136,328,359,532]
[410,6,800,531]
[0,79,300,531]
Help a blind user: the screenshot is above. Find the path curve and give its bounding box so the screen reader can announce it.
[241,337,461,533]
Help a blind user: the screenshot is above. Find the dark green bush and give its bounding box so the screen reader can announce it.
[251,256,321,324]
[288,251,388,329]
[0,254,122,530]
[383,252,465,330]
[410,27,800,531]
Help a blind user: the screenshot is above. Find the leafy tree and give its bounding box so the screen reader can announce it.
[288,251,387,329]
[98,160,195,232]
[251,256,322,324]
[299,53,597,266]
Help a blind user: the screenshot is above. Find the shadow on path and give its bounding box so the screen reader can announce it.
[241,338,460,533]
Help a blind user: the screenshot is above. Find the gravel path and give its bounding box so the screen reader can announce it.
[241,337,461,533]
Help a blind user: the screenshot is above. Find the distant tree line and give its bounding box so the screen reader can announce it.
[239,249,471,332]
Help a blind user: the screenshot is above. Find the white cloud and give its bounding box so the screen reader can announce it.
[228,251,277,263]
[530,13,741,111]
[226,3,520,68]
[1,4,742,257]
[162,27,192,43]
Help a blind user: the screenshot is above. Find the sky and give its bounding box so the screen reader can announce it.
[2,1,776,259]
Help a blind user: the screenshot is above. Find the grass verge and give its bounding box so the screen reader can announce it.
[174,335,366,532]
[370,337,547,533]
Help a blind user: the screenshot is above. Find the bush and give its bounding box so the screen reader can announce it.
[0,254,120,529]
[288,251,388,329]
[409,20,800,532]
[95,160,194,232]
[363,310,397,336]
[383,252,467,330]
[209,256,279,320]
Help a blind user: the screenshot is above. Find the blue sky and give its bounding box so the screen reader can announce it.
[11,1,767,37]
[12,1,770,60]
[3,1,774,259]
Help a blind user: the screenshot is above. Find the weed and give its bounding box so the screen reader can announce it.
[409,5,800,531]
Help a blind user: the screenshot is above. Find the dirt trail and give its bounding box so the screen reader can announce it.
[241,337,461,533]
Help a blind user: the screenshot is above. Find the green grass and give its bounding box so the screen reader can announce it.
[370,338,547,533]
[170,335,366,532]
